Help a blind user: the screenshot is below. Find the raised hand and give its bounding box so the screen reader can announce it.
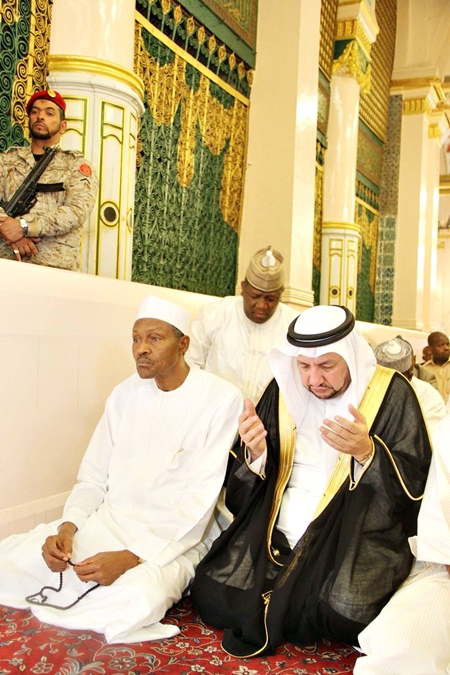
[238,398,267,461]
[319,403,372,463]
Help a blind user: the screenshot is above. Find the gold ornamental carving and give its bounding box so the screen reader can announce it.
[135,22,249,233]
[336,18,372,59]
[319,0,339,78]
[403,98,432,118]
[358,0,395,142]
[332,41,371,94]
[428,124,442,140]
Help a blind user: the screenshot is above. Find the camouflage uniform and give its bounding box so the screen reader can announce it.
[0,145,98,271]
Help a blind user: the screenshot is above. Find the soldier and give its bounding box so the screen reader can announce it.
[0,89,98,271]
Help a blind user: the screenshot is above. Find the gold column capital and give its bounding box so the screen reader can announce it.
[336,17,373,60]
[322,221,362,236]
[332,41,372,94]
[48,55,145,101]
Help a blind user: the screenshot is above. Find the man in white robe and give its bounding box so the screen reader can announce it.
[374,336,446,437]
[187,246,298,402]
[354,413,450,675]
[0,295,243,644]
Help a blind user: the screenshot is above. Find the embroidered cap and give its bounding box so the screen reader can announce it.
[136,296,190,335]
[26,89,66,115]
[374,336,413,373]
[245,246,284,292]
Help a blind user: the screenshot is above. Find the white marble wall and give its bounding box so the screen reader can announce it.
[0,261,430,539]
[0,261,213,538]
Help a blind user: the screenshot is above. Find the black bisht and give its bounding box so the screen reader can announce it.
[191,375,432,657]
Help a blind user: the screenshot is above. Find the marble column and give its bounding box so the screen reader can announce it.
[320,0,378,313]
[423,124,443,331]
[237,0,321,311]
[48,0,144,279]
[392,83,444,330]
[320,73,361,312]
[436,227,450,334]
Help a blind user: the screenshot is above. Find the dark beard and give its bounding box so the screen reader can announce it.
[306,376,351,399]
[307,386,344,399]
[29,126,52,140]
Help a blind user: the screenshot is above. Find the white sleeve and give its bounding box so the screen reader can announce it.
[62,387,122,529]
[409,414,450,564]
[185,302,217,369]
[246,447,267,476]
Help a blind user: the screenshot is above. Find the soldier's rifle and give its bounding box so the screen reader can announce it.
[0,145,57,219]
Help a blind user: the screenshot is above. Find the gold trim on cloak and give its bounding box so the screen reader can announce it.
[227,365,396,659]
[266,364,396,561]
[312,364,395,518]
[266,393,297,565]
[229,365,420,659]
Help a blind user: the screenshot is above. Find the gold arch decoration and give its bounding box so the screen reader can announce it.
[135,19,248,233]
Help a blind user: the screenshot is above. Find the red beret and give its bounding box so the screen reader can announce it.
[26,89,66,115]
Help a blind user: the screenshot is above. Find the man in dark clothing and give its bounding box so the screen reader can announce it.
[192,305,432,657]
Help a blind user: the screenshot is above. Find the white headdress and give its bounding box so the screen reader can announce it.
[136,296,190,335]
[269,305,376,427]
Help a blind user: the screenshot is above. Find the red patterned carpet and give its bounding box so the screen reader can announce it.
[0,598,359,674]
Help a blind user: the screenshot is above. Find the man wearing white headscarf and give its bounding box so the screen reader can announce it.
[0,295,243,644]
[191,305,432,657]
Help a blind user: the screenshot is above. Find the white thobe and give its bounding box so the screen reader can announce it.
[250,394,359,548]
[187,296,299,402]
[0,367,243,644]
[411,375,446,437]
[355,413,450,675]
[276,397,344,546]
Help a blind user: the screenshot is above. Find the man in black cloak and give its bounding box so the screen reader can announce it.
[191,305,432,657]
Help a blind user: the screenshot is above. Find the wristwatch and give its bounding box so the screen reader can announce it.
[19,218,28,236]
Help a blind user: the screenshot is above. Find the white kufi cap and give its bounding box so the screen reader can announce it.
[136,295,190,335]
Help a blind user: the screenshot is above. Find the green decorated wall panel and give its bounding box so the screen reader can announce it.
[133,15,249,295]
[355,199,379,322]
[178,0,257,67]
[354,0,396,322]
[0,0,53,152]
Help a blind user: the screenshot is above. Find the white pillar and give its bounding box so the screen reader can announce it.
[423,128,442,331]
[321,73,361,312]
[48,0,144,279]
[436,228,450,334]
[392,85,442,330]
[319,0,378,313]
[238,0,321,310]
